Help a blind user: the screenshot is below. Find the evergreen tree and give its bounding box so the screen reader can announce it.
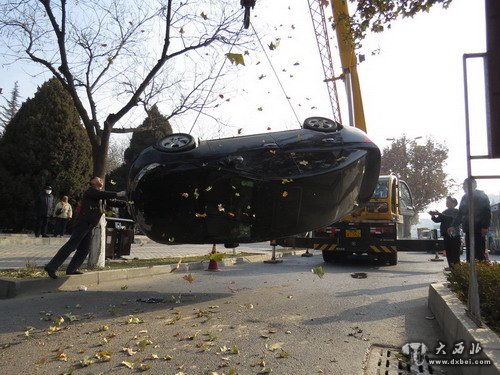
[108,105,172,191]
[381,136,451,213]
[0,81,21,134]
[0,78,92,231]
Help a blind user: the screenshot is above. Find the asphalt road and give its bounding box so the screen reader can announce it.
[0,251,449,375]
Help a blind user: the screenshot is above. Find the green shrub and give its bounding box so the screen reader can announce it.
[446,262,500,334]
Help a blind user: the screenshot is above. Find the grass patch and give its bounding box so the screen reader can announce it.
[445,261,500,335]
[0,252,259,279]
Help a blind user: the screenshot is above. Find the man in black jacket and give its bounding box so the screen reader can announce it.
[34,185,54,237]
[44,177,126,279]
[429,196,460,268]
[448,178,491,262]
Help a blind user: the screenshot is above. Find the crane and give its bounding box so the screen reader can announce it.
[308,0,367,133]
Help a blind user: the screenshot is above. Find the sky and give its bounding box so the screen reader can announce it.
[1,0,499,207]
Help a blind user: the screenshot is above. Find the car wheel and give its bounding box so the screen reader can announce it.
[154,133,196,152]
[303,117,340,132]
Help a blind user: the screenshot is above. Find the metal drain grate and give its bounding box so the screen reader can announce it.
[365,345,438,375]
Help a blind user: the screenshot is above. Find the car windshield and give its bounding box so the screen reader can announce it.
[372,180,389,199]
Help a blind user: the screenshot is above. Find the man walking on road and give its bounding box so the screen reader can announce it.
[448,178,491,262]
[44,177,126,279]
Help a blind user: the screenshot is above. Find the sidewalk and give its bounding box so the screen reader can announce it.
[0,234,272,269]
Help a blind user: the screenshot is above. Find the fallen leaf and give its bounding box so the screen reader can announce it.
[195,213,207,218]
[183,274,194,283]
[121,361,134,369]
[276,350,289,358]
[267,342,283,352]
[257,107,263,111]
[126,315,144,324]
[80,356,95,367]
[181,193,189,198]
[24,327,35,337]
[200,11,208,20]
[138,339,153,351]
[122,347,137,356]
[298,160,309,166]
[282,191,288,198]
[95,350,112,362]
[139,363,152,371]
[56,351,68,362]
[312,266,325,279]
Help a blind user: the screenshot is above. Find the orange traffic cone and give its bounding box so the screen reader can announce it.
[207,244,220,272]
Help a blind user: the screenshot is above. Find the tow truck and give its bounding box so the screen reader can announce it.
[277,174,444,265]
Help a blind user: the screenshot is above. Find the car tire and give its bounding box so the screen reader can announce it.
[303,117,341,132]
[322,250,346,263]
[154,133,196,152]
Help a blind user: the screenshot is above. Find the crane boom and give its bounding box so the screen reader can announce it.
[330,0,366,133]
[308,0,367,132]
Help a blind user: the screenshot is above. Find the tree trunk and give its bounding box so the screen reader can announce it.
[91,130,111,178]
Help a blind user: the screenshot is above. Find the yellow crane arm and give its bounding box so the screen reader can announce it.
[330,0,367,133]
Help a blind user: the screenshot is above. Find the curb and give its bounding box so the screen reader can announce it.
[428,282,500,375]
[0,252,304,299]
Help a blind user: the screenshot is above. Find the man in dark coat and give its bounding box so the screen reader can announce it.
[429,196,460,268]
[448,178,491,262]
[44,177,126,279]
[34,185,54,237]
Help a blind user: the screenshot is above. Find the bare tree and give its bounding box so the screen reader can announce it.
[0,0,244,177]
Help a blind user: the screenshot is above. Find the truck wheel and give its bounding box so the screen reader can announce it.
[322,250,346,263]
[388,252,398,266]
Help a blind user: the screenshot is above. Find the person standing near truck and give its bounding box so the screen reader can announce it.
[429,196,460,268]
[448,178,491,262]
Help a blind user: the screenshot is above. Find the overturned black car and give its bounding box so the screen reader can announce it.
[128,117,381,245]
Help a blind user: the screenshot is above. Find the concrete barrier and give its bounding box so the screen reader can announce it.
[428,283,500,375]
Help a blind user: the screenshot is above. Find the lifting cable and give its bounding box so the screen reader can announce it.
[250,23,302,127]
[189,13,302,135]
[188,22,245,135]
